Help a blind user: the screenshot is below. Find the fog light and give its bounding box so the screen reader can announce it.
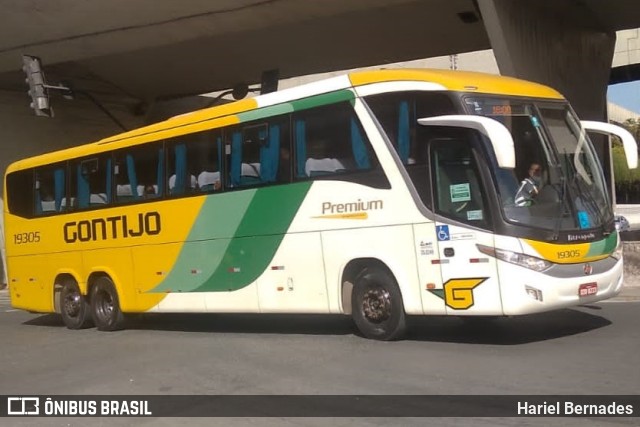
[525,285,543,302]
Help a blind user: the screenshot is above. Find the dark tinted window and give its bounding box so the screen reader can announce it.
[35,163,67,215]
[114,144,163,203]
[6,170,33,218]
[225,114,291,189]
[292,101,388,188]
[167,130,221,195]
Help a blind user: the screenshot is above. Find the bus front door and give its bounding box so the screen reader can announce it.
[429,136,503,316]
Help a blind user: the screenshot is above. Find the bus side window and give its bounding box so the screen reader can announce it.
[167,130,221,195]
[115,143,163,203]
[226,115,290,189]
[6,170,34,218]
[365,92,457,166]
[73,157,110,209]
[34,164,66,215]
[292,101,384,187]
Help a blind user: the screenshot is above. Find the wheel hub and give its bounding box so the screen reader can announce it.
[362,288,392,322]
[98,292,114,318]
[63,292,81,318]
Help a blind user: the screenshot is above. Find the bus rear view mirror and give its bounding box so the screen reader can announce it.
[581,120,638,169]
[418,115,516,169]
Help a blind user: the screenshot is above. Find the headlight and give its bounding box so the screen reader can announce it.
[477,244,552,272]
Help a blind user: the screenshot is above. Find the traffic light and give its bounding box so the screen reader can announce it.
[22,55,53,117]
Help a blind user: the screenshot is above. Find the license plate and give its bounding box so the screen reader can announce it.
[579,283,598,297]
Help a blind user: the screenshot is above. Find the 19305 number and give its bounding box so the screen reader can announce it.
[557,249,581,259]
[13,232,41,245]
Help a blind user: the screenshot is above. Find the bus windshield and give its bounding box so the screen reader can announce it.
[465,97,612,232]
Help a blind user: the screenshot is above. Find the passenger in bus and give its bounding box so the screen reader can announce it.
[39,187,56,212]
[143,184,157,198]
[304,139,345,176]
[515,162,542,206]
[198,171,221,191]
[278,145,291,182]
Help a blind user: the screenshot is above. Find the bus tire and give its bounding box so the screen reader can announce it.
[351,266,406,341]
[59,279,93,330]
[90,277,126,331]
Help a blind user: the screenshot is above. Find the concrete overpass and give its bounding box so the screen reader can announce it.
[0,1,639,160]
[612,28,640,84]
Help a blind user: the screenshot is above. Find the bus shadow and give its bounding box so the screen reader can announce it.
[23,313,65,327]
[406,307,611,344]
[22,307,611,343]
[23,312,355,336]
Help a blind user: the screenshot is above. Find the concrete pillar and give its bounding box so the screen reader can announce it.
[478,0,617,196]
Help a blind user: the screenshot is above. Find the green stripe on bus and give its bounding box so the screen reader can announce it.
[237,103,294,122]
[289,90,354,111]
[238,90,354,123]
[585,233,617,257]
[193,182,312,292]
[152,182,312,293]
[151,191,256,292]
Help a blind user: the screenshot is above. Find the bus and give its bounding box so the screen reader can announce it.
[4,69,638,340]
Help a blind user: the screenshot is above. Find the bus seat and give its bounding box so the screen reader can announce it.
[305,158,345,177]
[60,197,76,210]
[116,184,135,202]
[90,193,108,205]
[41,200,56,212]
[168,174,197,194]
[240,162,262,185]
[198,171,220,192]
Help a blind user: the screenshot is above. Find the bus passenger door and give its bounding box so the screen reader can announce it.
[429,136,503,316]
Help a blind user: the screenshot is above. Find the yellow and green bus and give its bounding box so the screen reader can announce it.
[4,69,637,340]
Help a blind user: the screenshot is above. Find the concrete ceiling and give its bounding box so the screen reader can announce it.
[0,0,639,108]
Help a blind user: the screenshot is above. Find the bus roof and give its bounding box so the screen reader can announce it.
[6,69,564,173]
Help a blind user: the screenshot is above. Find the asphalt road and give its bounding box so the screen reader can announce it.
[0,291,638,427]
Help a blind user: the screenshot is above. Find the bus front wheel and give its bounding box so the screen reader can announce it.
[352,266,406,341]
[59,280,93,329]
[90,277,126,331]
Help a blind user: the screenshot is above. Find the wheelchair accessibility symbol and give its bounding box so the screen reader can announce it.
[436,225,450,241]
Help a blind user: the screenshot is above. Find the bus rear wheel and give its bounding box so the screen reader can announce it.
[351,266,406,341]
[59,280,93,329]
[90,277,126,331]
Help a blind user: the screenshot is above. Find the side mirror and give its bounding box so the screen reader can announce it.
[582,120,638,169]
[418,115,516,168]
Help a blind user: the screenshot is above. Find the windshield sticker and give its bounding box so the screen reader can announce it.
[577,211,591,229]
[467,210,483,221]
[450,183,471,203]
[531,116,541,128]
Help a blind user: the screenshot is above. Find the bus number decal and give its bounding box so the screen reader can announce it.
[13,231,41,245]
[557,250,581,260]
[443,278,486,310]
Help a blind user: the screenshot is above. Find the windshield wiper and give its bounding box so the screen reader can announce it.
[552,171,571,241]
